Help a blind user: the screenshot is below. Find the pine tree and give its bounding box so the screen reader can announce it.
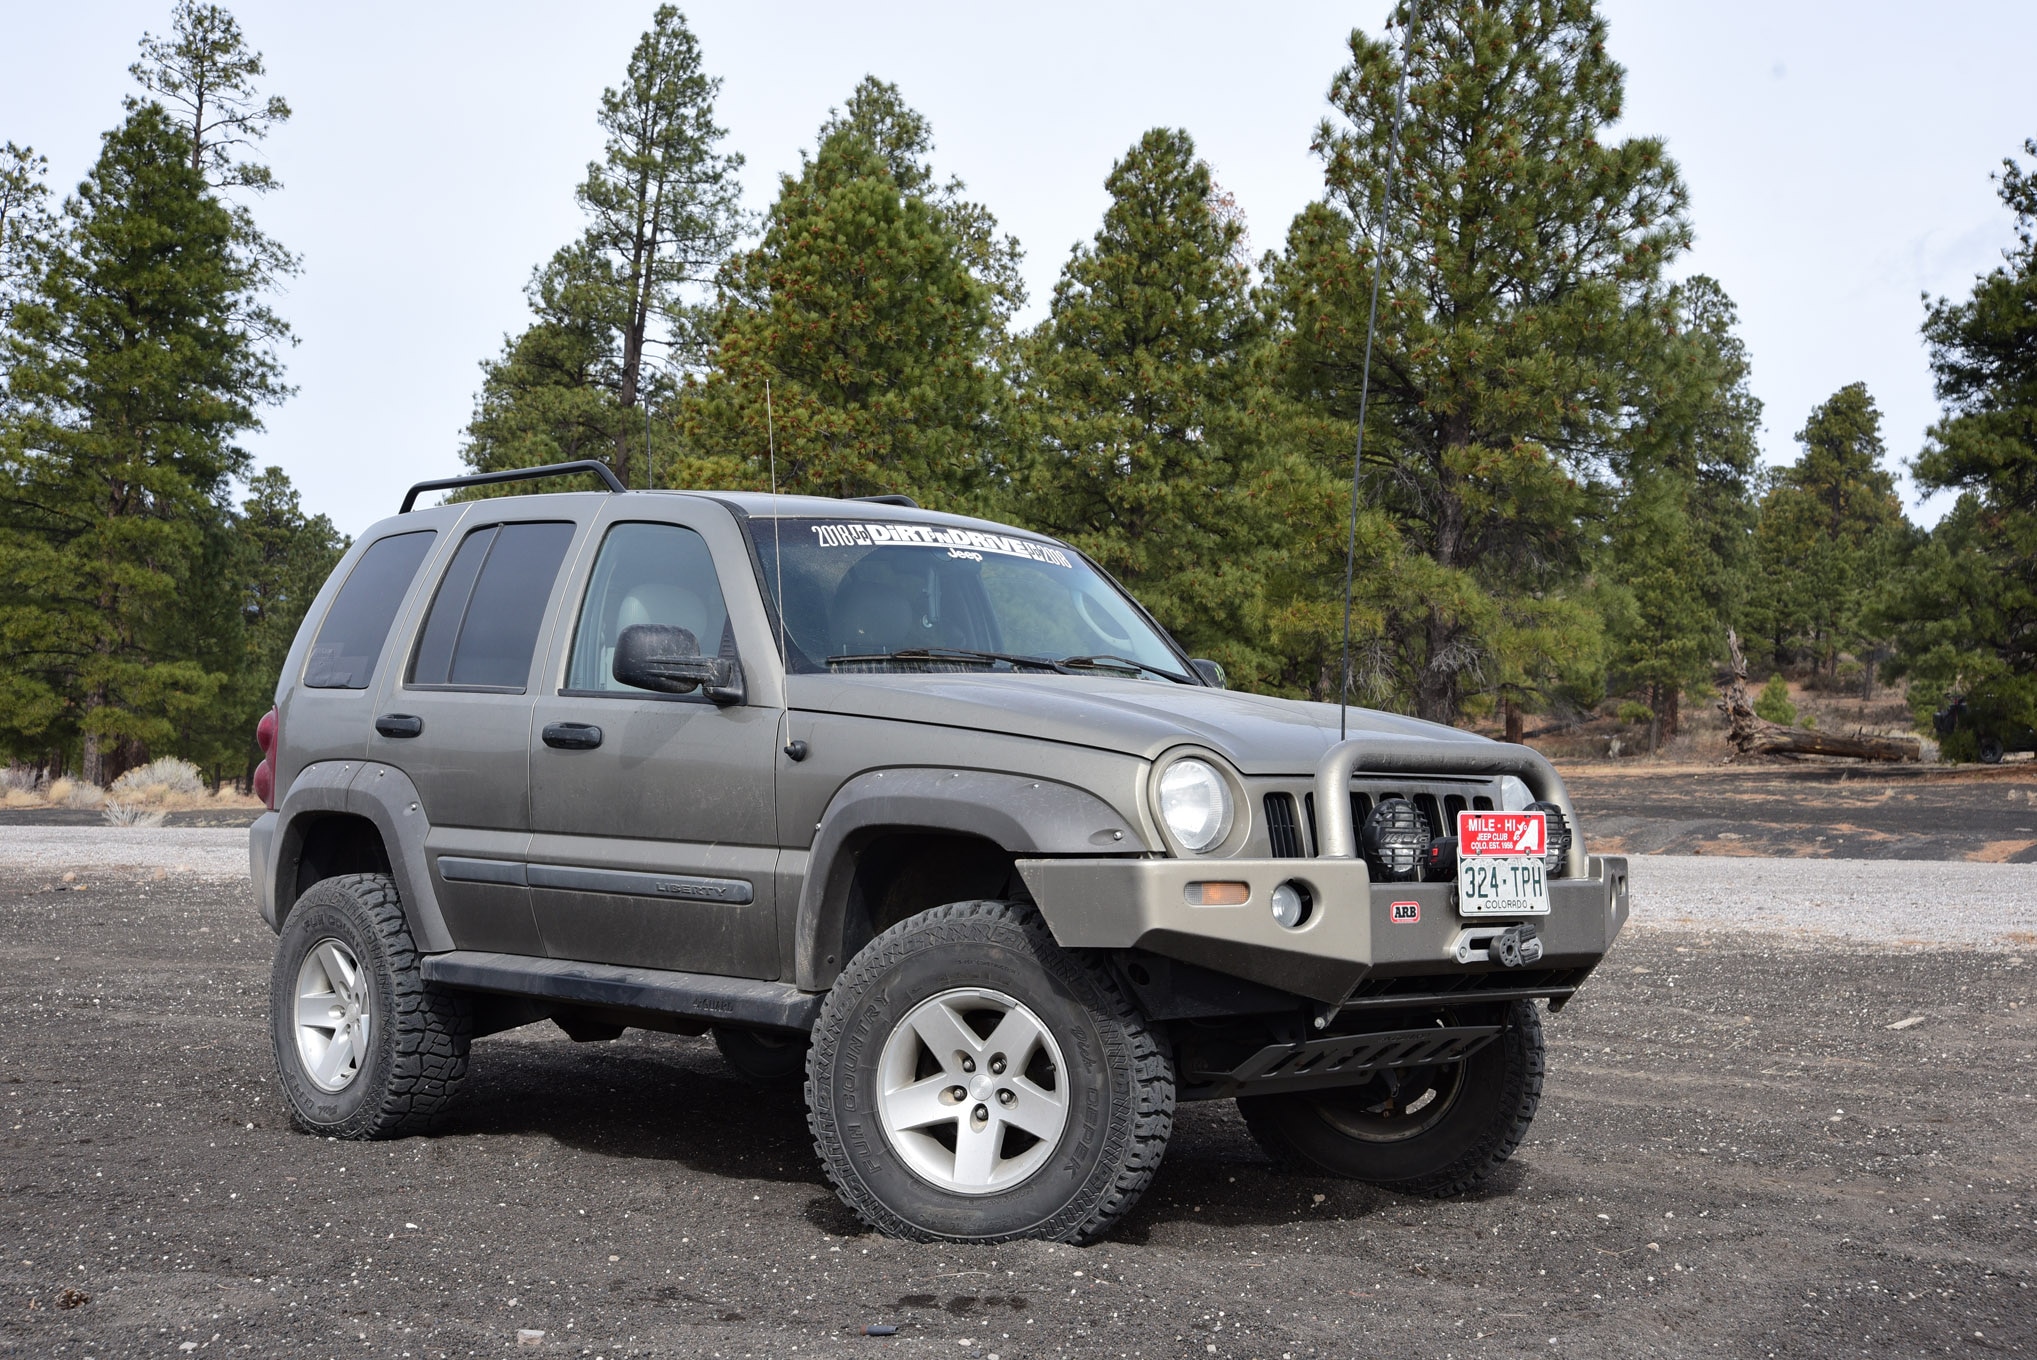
[1,143,54,330]
[0,105,285,781]
[1603,275,1762,741]
[1744,383,1910,676]
[465,5,743,489]
[679,79,1009,510]
[1019,127,1292,684]
[129,1,296,296]
[1877,140,2037,743]
[1267,0,1689,724]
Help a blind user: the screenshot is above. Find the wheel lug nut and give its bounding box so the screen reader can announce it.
[960,1056,976,1073]
[948,1086,967,1102]
[972,1104,988,1123]
[989,1055,1006,1074]
[997,1089,1015,1106]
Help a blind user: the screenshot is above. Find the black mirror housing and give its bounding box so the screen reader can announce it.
[1190,658,1227,689]
[613,624,744,706]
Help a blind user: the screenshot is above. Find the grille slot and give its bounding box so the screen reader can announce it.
[1264,793,1305,858]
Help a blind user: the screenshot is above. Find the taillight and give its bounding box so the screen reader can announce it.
[254,707,278,810]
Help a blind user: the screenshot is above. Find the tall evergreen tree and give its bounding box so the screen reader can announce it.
[1267,0,1689,723]
[1877,140,2037,743]
[0,105,285,782]
[1,143,54,330]
[465,5,743,489]
[129,1,296,295]
[1603,275,1761,741]
[1020,127,1291,683]
[1744,383,1909,676]
[679,79,1009,510]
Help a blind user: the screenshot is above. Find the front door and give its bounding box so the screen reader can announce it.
[527,514,781,977]
[369,516,583,956]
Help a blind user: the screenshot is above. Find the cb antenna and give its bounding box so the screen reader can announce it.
[1338,2,1419,741]
[767,378,787,670]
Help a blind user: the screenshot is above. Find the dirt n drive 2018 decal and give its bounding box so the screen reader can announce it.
[809,521,1074,568]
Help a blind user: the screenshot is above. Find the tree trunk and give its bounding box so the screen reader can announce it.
[1503,696,1523,745]
[1719,629,1920,762]
[1663,687,1680,741]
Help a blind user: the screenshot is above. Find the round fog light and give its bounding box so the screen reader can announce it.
[1270,881,1312,930]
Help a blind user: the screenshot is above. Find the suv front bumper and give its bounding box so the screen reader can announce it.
[1015,853,1628,1004]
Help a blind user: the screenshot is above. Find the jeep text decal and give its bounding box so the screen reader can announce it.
[809,521,1074,568]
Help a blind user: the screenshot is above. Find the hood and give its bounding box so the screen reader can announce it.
[784,672,1491,775]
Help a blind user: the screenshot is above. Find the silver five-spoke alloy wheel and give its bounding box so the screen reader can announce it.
[876,986,1069,1194]
[294,937,371,1092]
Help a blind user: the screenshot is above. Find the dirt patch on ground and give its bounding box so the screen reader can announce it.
[1563,762,2037,862]
[3,871,2033,1358]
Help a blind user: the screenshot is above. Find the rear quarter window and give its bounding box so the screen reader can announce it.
[409,521,577,690]
[302,530,437,690]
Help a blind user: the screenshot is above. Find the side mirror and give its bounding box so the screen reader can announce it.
[613,624,744,706]
[1190,658,1227,689]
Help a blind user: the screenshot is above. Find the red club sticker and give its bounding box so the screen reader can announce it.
[1457,810,1547,858]
[1389,900,1421,924]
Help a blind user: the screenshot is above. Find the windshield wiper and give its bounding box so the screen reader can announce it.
[825,647,1070,673]
[1059,654,1193,684]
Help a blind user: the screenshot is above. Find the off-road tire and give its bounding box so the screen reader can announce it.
[269,873,472,1139]
[713,1026,809,1086]
[1980,736,2005,765]
[806,900,1174,1243]
[1238,1000,1544,1197]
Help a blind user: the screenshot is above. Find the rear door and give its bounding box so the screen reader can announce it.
[367,514,586,955]
[526,502,781,977]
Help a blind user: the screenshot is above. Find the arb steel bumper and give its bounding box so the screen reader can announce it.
[1016,736,1628,1005]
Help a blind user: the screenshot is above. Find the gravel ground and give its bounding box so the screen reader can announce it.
[2,840,2033,1359]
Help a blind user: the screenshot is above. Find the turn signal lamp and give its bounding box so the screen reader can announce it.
[1183,881,1250,906]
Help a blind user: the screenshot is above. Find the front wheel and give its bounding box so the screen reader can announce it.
[1980,735,2005,764]
[269,873,472,1139]
[1238,1001,1544,1197]
[806,901,1174,1243]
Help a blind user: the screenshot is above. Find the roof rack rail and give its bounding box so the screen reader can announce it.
[400,460,627,514]
[851,494,919,508]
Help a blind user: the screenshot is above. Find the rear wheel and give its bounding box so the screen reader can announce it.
[1980,735,2005,764]
[1238,1001,1543,1197]
[806,901,1174,1243]
[269,873,472,1139]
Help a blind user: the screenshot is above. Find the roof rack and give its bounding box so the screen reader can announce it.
[851,494,920,508]
[400,460,628,514]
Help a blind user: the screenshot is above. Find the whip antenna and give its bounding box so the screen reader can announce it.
[767,378,787,669]
[1338,3,1418,741]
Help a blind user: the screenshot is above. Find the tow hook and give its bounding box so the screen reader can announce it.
[1451,922,1544,968]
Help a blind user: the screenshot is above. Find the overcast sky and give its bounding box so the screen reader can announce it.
[5,1,2033,537]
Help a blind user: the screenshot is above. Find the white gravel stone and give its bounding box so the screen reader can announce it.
[0,826,249,878]
[1626,853,2037,949]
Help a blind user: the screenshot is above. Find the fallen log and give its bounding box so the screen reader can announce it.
[1718,630,1922,762]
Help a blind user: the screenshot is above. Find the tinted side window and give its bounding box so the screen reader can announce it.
[302,531,437,690]
[410,521,575,691]
[566,522,733,694]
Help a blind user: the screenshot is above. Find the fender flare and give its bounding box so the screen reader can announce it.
[793,768,1142,990]
[268,760,453,953]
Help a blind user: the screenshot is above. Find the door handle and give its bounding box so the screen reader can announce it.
[542,721,604,751]
[375,713,424,739]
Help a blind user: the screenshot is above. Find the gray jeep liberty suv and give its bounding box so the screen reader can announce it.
[248,460,1629,1244]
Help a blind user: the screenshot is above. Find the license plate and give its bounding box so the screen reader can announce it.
[1456,810,1550,916]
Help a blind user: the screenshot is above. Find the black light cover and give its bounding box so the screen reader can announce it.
[1527,800,1572,877]
[1362,796,1428,882]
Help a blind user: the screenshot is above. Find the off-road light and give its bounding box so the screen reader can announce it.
[1157,758,1230,852]
[1528,800,1571,877]
[1362,797,1427,882]
[1269,880,1312,929]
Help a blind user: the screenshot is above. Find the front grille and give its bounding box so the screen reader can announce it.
[1264,793,1305,858]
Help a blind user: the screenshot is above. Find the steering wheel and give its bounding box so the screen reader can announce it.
[1075,589,1134,648]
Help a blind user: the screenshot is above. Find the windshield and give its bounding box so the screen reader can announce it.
[747,517,1189,680]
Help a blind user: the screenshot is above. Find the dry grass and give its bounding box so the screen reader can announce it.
[3,762,261,813]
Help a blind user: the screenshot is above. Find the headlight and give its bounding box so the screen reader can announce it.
[1157,758,1230,852]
